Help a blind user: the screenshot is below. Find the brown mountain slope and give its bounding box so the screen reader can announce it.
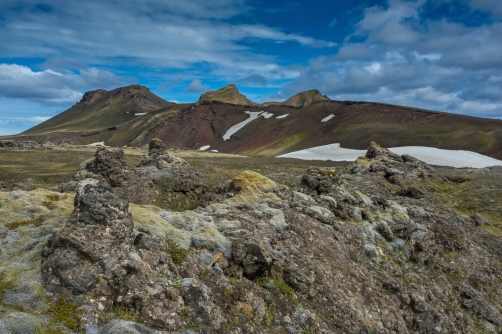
[23,85,173,135]
[199,84,257,105]
[135,100,502,160]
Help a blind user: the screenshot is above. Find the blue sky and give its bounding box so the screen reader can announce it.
[1,0,502,135]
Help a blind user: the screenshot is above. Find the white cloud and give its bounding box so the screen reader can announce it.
[364,62,382,74]
[28,116,51,123]
[0,63,124,105]
[184,79,210,93]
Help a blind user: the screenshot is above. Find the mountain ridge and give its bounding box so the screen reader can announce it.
[7,84,502,161]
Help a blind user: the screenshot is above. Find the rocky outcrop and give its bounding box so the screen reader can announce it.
[282,89,331,108]
[2,142,502,333]
[199,84,257,105]
[43,180,188,331]
[79,89,107,108]
[0,140,46,150]
[59,139,206,210]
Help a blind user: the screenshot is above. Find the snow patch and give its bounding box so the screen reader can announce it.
[223,111,264,141]
[389,146,502,168]
[276,114,289,119]
[278,144,365,161]
[321,114,335,122]
[135,113,147,116]
[211,150,219,153]
[87,142,105,147]
[261,112,274,119]
[199,145,210,151]
[277,143,502,168]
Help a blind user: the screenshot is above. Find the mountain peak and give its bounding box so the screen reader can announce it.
[199,84,256,105]
[282,89,331,108]
[79,89,107,105]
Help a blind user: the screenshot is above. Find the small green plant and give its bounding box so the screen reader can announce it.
[458,269,468,278]
[200,269,212,279]
[171,278,184,288]
[187,321,200,328]
[5,215,45,229]
[255,277,294,297]
[404,274,418,284]
[100,304,139,323]
[163,240,190,265]
[41,296,82,334]
[181,310,191,321]
[261,302,276,327]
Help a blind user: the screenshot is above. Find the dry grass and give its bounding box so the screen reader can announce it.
[0,149,144,186]
[182,153,347,189]
[433,167,502,235]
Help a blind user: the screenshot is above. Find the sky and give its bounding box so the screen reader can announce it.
[0,0,502,135]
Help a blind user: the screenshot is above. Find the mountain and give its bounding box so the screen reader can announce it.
[199,84,256,105]
[265,89,331,107]
[10,85,502,161]
[24,85,174,134]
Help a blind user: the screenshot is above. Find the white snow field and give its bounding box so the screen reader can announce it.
[87,142,106,147]
[261,112,274,119]
[223,111,266,140]
[199,145,210,151]
[321,114,335,122]
[211,150,219,153]
[277,143,502,168]
[135,113,147,116]
[276,114,289,119]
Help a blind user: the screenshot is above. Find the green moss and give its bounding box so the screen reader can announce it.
[41,296,82,334]
[261,302,276,327]
[255,277,294,297]
[0,278,16,300]
[164,240,190,265]
[5,215,46,229]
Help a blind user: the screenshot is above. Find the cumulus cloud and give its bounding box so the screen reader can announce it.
[279,0,502,118]
[184,79,210,93]
[0,63,124,105]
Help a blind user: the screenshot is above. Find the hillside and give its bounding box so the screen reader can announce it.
[132,100,502,160]
[23,85,173,134]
